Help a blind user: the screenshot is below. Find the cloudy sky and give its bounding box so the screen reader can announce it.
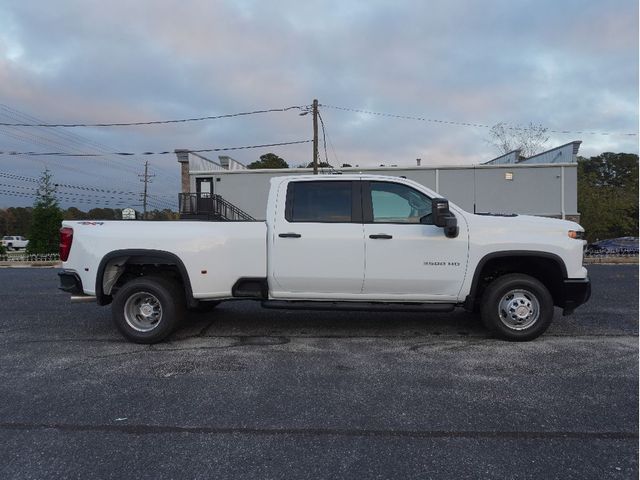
[0,0,637,209]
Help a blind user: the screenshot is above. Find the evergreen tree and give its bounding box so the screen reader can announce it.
[27,169,63,253]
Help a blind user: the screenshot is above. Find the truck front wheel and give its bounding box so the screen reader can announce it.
[481,273,554,341]
[112,276,185,344]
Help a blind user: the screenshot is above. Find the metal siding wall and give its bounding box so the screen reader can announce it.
[475,167,563,215]
[384,169,437,191]
[564,165,577,213]
[214,173,274,220]
[189,164,578,219]
[437,170,476,211]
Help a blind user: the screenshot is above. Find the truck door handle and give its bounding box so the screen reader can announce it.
[279,233,302,238]
[369,234,393,239]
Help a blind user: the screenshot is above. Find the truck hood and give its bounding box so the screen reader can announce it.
[465,212,583,235]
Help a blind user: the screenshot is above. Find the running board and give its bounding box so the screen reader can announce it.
[261,300,455,313]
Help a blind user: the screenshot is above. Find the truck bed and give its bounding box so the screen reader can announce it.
[62,220,267,298]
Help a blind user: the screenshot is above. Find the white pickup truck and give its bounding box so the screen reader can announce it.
[2,235,29,250]
[59,174,590,343]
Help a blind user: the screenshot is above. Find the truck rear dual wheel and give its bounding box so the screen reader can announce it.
[481,273,554,341]
[112,276,186,344]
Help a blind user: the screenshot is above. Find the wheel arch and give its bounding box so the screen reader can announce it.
[96,249,195,307]
[465,250,568,311]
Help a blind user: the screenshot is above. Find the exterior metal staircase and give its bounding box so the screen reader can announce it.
[178,193,255,221]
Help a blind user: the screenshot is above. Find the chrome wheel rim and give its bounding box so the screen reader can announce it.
[124,291,163,332]
[498,289,540,330]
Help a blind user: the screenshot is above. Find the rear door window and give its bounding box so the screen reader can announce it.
[286,181,356,223]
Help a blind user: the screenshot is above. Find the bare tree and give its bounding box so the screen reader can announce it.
[488,122,549,158]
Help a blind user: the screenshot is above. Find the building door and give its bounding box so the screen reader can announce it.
[196,177,213,213]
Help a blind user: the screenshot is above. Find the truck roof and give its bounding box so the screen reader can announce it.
[270,174,436,195]
[271,173,416,182]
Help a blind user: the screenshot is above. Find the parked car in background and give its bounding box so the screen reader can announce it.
[586,237,639,256]
[1,235,29,250]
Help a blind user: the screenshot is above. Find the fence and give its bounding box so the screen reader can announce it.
[0,253,60,262]
[584,249,639,259]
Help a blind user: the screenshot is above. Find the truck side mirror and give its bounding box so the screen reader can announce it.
[431,198,459,238]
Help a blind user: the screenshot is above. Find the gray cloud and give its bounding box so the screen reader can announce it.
[0,0,637,208]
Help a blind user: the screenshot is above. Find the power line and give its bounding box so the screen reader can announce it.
[0,190,126,206]
[320,104,638,137]
[0,106,158,189]
[3,182,175,209]
[0,172,39,183]
[0,105,308,128]
[0,183,135,201]
[0,171,177,212]
[0,104,182,190]
[0,171,149,195]
[1,104,144,154]
[0,105,142,169]
[0,139,313,157]
[0,144,139,184]
[0,177,159,204]
[0,188,131,206]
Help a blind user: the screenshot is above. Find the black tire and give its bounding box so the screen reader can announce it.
[112,276,186,344]
[188,300,221,313]
[480,273,554,341]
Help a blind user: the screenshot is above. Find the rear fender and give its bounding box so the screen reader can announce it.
[95,249,195,307]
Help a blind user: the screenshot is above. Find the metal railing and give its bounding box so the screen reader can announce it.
[178,193,255,221]
[584,249,639,258]
[0,253,60,262]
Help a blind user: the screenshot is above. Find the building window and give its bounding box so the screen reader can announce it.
[505,172,514,180]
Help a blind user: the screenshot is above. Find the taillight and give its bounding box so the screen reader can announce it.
[59,227,73,261]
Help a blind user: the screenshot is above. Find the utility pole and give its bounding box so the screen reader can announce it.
[312,99,319,174]
[138,161,155,220]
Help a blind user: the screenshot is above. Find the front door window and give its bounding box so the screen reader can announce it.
[370,182,432,224]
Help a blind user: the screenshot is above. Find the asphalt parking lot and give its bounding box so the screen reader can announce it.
[0,265,637,479]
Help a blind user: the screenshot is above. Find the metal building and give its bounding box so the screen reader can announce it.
[176,144,581,223]
[483,141,582,165]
